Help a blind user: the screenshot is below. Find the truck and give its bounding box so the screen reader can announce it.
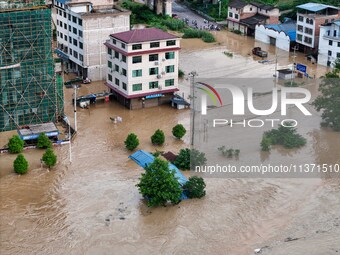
[252,47,268,58]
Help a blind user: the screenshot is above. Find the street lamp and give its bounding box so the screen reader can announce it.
[63,115,72,163]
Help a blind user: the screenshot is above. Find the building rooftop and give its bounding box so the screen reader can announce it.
[240,14,268,29]
[111,28,178,44]
[228,0,248,9]
[250,2,276,11]
[265,22,296,41]
[297,3,340,12]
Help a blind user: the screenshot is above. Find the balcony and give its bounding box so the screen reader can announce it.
[323,34,340,41]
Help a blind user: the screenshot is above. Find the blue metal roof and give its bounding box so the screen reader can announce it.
[297,3,339,12]
[129,150,189,200]
[56,0,69,4]
[334,20,340,26]
[265,23,297,42]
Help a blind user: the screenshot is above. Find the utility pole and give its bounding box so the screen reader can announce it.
[291,46,297,87]
[63,116,72,163]
[188,71,198,147]
[73,85,78,132]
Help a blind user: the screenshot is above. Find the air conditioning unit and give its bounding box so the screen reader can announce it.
[157,74,162,79]
[161,71,165,75]
[162,58,166,62]
[155,61,159,65]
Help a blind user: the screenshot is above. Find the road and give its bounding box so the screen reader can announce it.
[172,1,218,29]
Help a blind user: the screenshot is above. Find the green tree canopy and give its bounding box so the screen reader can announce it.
[8,135,24,154]
[183,176,206,199]
[172,124,187,139]
[151,129,165,145]
[13,154,29,174]
[173,148,207,170]
[42,148,57,168]
[313,58,340,131]
[136,158,182,207]
[37,132,52,149]
[124,133,139,151]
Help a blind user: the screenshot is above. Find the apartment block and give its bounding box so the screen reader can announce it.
[104,28,180,109]
[318,20,340,67]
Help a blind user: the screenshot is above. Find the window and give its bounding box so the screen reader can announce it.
[78,18,82,26]
[165,52,175,59]
[68,25,71,32]
[69,36,72,43]
[79,42,83,49]
[112,39,116,44]
[165,65,175,73]
[64,23,67,30]
[132,44,142,50]
[235,14,239,19]
[59,21,63,27]
[114,51,119,59]
[132,56,142,63]
[122,82,127,90]
[297,25,303,32]
[229,12,233,18]
[108,61,112,68]
[309,19,314,25]
[57,31,59,36]
[297,34,302,41]
[337,53,340,58]
[64,35,67,41]
[63,12,66,18]
[68,14,71,21]
[121,55,126,63]
[165,79,174,87]
[115,78,120,86]
[150,42,160,48]
[115,64,119,72]
[73,51,78,59]
[298,15,304,22]
[132,69,142,77]
[132,83,142,91]
[122,68,127,76]
[108,74,112,82]
[73,27,77,35]
[304,36,312,44]
[79,54,83,62]
[334,30,337,37]
[73,38,78,46]
[72,16,77,23]
[108,48,112,55]
[149,54,159,61]
[79,30,83,38]
[329,40,333,46]
[149,81,159,89]
[250,7,252,11]
[57,20,59,26]
[338,42,340,47]
[166,40,176,46]
[121,43,126,49]
[328,50,332,56]
[60,32,63,39]
[149,67,159,75]
[304,27,313,35]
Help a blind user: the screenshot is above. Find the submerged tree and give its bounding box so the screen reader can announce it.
[124,133,139,151]
[136,158,182,207]
[183,176,206,199]
[172,124,187,139]
[8,135,24,154]
[37,132,52,149]
[13,154,29,174]
[42,148,57,168]
[151,129,165,145]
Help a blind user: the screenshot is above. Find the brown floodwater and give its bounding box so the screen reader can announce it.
[1,35,340,255]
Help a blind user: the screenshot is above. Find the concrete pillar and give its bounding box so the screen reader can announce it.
[155,0,163,15]
[164,0,172,16]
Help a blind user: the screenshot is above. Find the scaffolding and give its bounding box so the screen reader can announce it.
[0,1,64,132]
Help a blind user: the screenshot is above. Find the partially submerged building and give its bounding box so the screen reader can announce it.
[255,21,296,51]
[104,28,180,110]
[318,20,340,67]
[227,0,280,36]
[296,3,340,54]
[53,0,130,81]
[0,1,64,132]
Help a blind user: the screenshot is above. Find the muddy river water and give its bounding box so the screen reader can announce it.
[1,32,340,255]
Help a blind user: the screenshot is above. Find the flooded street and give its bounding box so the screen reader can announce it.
[1,31,340,255]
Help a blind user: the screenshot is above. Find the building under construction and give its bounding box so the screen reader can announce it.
[0,1,63,132]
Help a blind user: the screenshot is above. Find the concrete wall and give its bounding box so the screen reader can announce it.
[255,24,291,51]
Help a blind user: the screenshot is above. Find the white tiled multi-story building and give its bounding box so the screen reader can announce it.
[53,0,130,81]
[104,28,180,109]
[296,3,340,54]
[318,20,340,67]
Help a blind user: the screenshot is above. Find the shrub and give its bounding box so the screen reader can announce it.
[136,157,182,207]
[231,29,242,35]
[125,133,140,151]
[182,28,216,43]
[261,136,271,151]
[183,176,206,199]
[151,150,161,157]
[263,123,307,149]
[172,124,186,139]
[8,135,24,154]
[217,146,240,158]
[13,154,29,174]
[173,148,207,170]
[151,129,165,145]
[178,69,185,79]
[161,18,186,31]
[42,148,57,168]
[37,133,52,149]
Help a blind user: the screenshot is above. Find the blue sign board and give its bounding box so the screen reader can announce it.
[21,131,60,141]
[146,94,163,99]
[296,63,307,73]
